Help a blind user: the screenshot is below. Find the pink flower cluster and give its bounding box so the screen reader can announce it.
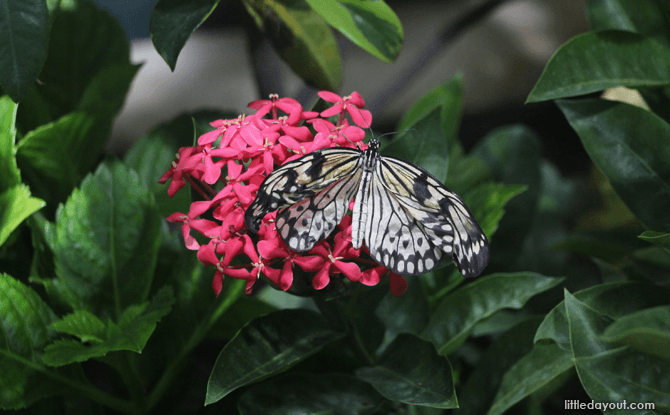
[160,92,408,297]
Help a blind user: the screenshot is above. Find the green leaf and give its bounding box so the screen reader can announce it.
[527,30,670,103]
[77,63,140,119]
[488,344,573,415]
[0,95,21,190]
[456,316,545,415]
[600,305,670,360]
[16,113,99,206]
[639,230,670,250]
[382,109,449,183]
[0,0,50,101]
[304,0,402,63]
[558,98,670,232]
[356,334,457,409]
[150,0,220,71]
[0,185,45,247]
[587,0,670,49]
[564,290,616,358]
[471,125,542,262]
[49,160,163,316]
[35,0,129,118]
[41,287,175,366]
[205,309,345,404]
[397,75,463,133]
[237,373,384,415]
[244,0,341,91]
[575,347,670,412]
[536,282,670,350]
[423,272,564,355]
[375,277,429,353]
[0,273,64,409]
[462,183,527,239]
[208,295,278,340]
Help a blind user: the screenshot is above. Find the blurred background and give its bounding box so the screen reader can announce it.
[100,0,589,173]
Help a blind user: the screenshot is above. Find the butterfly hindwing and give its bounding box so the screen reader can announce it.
[376,156,490,277]
[277,169,362,251]
[245,147,361,232]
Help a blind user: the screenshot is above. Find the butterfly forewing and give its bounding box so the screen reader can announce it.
[245,147,361,233]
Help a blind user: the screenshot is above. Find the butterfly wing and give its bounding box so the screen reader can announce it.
[246,147,364,252]
[374,156,489,278]
[277,169,361,251]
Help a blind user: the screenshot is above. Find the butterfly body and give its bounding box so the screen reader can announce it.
[245,138,489,277]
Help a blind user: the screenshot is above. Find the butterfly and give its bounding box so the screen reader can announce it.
[245,138,489,278]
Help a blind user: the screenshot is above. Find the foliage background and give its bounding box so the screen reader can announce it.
[1,0,669,414]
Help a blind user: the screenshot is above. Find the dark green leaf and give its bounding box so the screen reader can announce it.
[462,183,527,239]
[16,113,99,206]
[375,277,429,353]
[382,109,449,183]
[423,272,564,355]
[0,186,45,247]
[0,273,64,409]
[456,317,545,415]
[587,0,670,49]
[527,31,670,103]
[77,63,140,119]
[48,160,163,316]
[35,0,129,118]
[205,309,345,404]
[558,98,670,232]
[564,290,616,358]
[356,334,457,409]
[244,0,341,90]
[305,0,402,63]
[488,344,573,415]
[397,75,463,134]
[150,0,220,70]
[639,230,670,250]
[0,95,21,190]
[41,287,175,366]
[208,295,278,340]
[600,305,670,360]
[238,373,384,415]
[471,125,542,267]
[536,282,670,350]
[575,347,670,411]
[0,0,50,101]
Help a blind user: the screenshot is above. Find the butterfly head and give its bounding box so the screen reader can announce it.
[368,138,380,151]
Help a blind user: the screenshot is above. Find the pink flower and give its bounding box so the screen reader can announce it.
[318,91,373,128]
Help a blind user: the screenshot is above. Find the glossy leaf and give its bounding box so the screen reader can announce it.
[304,0,402,63]
[423,272,564,355]
[356,334,457,409]
[488,344,573,415]
[462,183,527,239]
[0,95,21,190]
[536,282,670,350]
[527,31,670,103]
[638,231,670,250]
[558,98,670,232]
[0,185,45,247]
[35,0,129,118]
[0,0,50,101]
[206,309,345,404]
[243,0,341,91]
[41,287,175,366]
[456,317,545,415]
[565,290,616,358]
[48,161,163,316]
[0,273,64,409]
[375,277,430,353]
[150,0,220,70]
[238,373,384,415]
[587,0,670,48]
[397,75,462,134]
[77,63,140,119]
[575,347,670,411]
[600,305,670,360]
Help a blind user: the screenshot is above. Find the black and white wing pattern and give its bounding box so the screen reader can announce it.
[245,147,362,252]
[371,156,489,277]
[245,139,490,278]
